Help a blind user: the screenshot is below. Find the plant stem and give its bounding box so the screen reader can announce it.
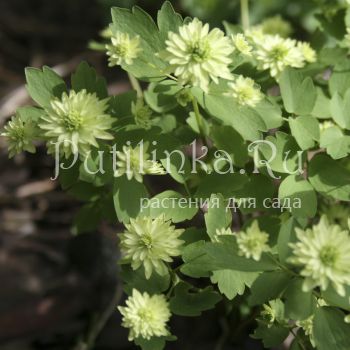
[191,97,207,146]
[74,285,123,350]
[240,0,250,31]
[127,72,143,98]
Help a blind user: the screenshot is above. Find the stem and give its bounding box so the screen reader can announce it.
[191,97,207,146]
[127,72,143,98]
[240,0,250,31]
[74,285,123,350]
[290,328,307,350]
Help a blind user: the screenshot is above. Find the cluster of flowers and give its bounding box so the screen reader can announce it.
[116,214,350,341]
[2,16,316,161]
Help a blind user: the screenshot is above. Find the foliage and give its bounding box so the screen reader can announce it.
[2,1,350,349]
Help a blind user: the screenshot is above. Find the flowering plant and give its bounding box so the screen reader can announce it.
[2,1,350,349]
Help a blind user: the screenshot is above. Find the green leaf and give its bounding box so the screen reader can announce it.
[120,265,170,295]
[330,90,350,130]
[144,80,181,113]
[255,97,283,130]
[259,132,303,174]
[279,68,317,115]
[252,323,289,348]
[195,173,248,199]
[211,125,248,167]
[311,88,331,119]
[16,106,44,122]
[314,307,350,350]
[232,175,275,213]
[277,217,298,264]
[111,6,166,80]
[113,176,148,223]
[204,194,231,241]
[284,279,316,320]
[149,190,198,223]
[320,126,350,160]
[109,91,137,118]
[169,282,222,316]
[278,175,317,218]
[135,335,176,350]
[71,61,108,99]
[322,286,350,311]
[248,271,291,306]
[192,87,266,141]
[25,66,66,108]
[157,1,183,41]
[308,154,350,201]
[72,202,102,234]
[211,270,258,300]
[329,69,350,96]
[204,237,278,272]
[289,116,320,150]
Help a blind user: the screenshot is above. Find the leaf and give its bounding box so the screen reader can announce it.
[278,175,317,218]
[284,278,316,320]
[25,66,66,108]
[71,61,108,99]
[289,116,320,150]
[204,237,278,272]
[232,175,275,213]
[329,69,350,96]
[311,88,331,119]
[252,323,289,348]
[320,126,350,160]
[248,271,291,306]
[113,176,148,223]
[109,91,137,118]
[16,106,44,122]
[258,132,303,174]
[322,286,350,311]
[308,154,350,201]
[144,80,181,113]
[313,307,350,350]
[157,1,183,41]
[120,265,170,295]
[277,217,298,264]
[111,6,166,80]
[210,125,248,167]
[192,87,266,141]
[211,270,258,300]
[330,90,350,130]
[204,194,231,241]
[279,68,317,115]
[195,173,248,199]
[72,203,102,234]
[254,97,283,130]
[169,282,222,316]
[148,190,198,223]
[135,335,176,350]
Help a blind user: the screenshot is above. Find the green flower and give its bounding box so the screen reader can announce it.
[237,221,270,261]
[1,115,37,158]
[226,75,263,107]
[231,33,253,56]
[106,32,141,66]
[164,18,234,92]
[297,42,317,63]
[131,99,153,129]
[119,215,184,279]
[289,216,350,296]
[115,142,165,183]
[118,289,171,341]
[260,299,285,327]
[254,35,305,78]
[258,15,293,38]
[296,316,315,347]
[40,90,113,158]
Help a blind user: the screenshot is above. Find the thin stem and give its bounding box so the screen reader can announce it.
[74,285,123,350]
[290,328,307,350]
[240,0,250,31]
[127,72,143,98]
[191,97,207,146]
